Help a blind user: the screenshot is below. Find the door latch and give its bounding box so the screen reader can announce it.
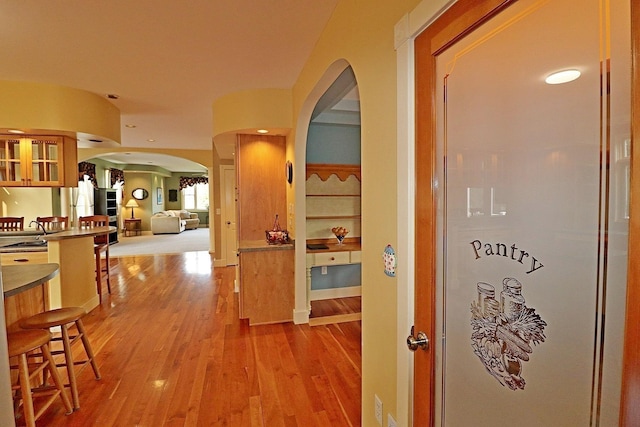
[406,325,429,351]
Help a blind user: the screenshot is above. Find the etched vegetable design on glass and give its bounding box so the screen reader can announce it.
[470,277,547,391]
[331,226,349,245]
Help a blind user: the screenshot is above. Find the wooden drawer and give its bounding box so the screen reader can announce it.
[312,251,350,266]
[350,251,361,263]
[1,252,49,265]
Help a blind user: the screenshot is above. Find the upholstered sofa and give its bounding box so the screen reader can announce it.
[150,210,200,234]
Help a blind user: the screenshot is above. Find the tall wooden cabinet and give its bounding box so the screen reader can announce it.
[236,134,294,325]
[236,134,287,240]
[94,188,119,244]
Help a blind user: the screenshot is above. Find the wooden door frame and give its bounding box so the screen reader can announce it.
[414,0,639,425]
[621,2,640,425]
[220,164,237,267]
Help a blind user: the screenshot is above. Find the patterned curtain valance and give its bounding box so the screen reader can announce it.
[78,162,98,187]
[110,168,125,186]
[179,176,208,190]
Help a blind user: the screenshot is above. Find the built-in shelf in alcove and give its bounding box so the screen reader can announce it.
[306,169,361,240]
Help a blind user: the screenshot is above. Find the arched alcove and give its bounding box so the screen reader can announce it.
[293,59,361,325]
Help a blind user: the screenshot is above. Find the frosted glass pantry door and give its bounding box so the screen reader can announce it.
[432,0,630,425]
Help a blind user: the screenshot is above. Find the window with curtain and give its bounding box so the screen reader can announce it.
[180,176,209,210]
[182,182,209,210]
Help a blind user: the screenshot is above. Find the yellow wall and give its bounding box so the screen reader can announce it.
[0,187,54,226]
[212,89,292,136]
[289,1,421,424]
[123,172,156,230]
[0,80,120,144]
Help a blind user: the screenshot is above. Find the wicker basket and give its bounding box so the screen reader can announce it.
[265,214,289,244]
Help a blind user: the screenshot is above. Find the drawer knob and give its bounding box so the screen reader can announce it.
[330,257,335,260]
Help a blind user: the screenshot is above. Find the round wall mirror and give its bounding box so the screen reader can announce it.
[132,188,149,200]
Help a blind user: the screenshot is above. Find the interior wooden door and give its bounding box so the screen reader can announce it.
[413,0,636,425]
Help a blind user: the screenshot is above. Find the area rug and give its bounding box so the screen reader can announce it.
[109,227,211,257]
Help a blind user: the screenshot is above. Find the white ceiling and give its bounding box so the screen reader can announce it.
[96,152,209,174]
[0,0,339,170]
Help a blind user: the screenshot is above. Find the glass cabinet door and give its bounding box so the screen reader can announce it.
[29,137,62,186]
[0,137,24,184]
[0,136,64,186]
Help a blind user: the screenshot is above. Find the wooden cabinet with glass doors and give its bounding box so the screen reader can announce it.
[0,135,76,187]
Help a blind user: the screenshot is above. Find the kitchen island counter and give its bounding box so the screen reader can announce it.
[0,226,115,313]
[2,262,59,332]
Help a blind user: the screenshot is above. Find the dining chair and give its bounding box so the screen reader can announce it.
[36,216,69,231]
[0,216,24,231]
[79,215,111,302]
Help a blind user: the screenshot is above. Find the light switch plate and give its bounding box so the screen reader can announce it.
[374,394,383,425]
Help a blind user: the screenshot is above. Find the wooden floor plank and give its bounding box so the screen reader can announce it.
[32,252,361,426]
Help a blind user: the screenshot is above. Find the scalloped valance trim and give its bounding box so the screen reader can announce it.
[179,176,209,190]
[305,164,361,181]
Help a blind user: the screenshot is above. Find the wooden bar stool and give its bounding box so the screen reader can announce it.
[79,215,111,302]
[20,307,101,410]
[8,329,73,426]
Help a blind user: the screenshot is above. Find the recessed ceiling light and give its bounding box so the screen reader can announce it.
[7,129,24,134]
[545,69,581,85]
[125,124,136,128]
[257,129,269,134]
[147,139,155,142]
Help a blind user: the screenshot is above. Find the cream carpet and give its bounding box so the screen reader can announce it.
[109,227,211,257]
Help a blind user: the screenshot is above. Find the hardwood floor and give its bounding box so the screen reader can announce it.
[309,297,361,327]
[32,252,361,426]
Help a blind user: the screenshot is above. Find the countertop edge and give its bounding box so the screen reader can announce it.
[238,240,295,252]
[43,226,116,241]
[2,263,60,297]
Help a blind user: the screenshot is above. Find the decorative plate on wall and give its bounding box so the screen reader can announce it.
[285,160,293,184]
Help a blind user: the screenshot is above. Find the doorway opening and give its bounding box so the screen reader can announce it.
[304,65,362,325]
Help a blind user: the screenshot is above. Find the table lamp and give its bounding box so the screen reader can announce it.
[125,199,139,219]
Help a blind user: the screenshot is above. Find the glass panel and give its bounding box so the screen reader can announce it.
[47,143,58,161]
[31,162,43,181]
[195,183,209,210]
[31,162,58,182]
[31,139,58,161]
[49,164,58,181]
[434,0,629,425]
[31,140,43,160]
[183,186,195,210]
[9,162,20,182]
[8,140,20,160]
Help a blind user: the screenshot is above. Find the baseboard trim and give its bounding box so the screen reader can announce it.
[84,294,101,313]
[309,312,361,326]
[293,309,310,324]
[310,286,362,301]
